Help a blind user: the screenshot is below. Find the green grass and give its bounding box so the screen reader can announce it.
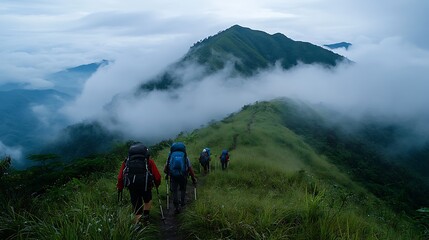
[1,100,425,239]
[172,101,423,239]
[1,173,161,239]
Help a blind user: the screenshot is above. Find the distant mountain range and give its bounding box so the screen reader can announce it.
[324,42,352,50]
[141,25,347,91]
[0,61,107,164]
[46,60,108,96]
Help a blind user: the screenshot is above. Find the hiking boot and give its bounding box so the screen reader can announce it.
[138,215,150,226]
[144,214,150,221]
[174,208,180,214]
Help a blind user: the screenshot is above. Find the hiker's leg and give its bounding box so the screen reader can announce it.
[129,185,144,223]
[142,191,152,221]
[142,190,153,210]
[179,177,187,206]
[171,177,179,209]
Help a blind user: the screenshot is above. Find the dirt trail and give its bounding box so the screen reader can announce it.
[159,179,198,240]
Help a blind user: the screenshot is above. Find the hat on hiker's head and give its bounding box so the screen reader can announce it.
[202,148,207,152]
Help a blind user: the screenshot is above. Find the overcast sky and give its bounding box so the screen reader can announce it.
[2,0,429,152]
[1,0,428,88]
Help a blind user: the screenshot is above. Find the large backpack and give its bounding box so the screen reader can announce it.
[168,142,188,177]
[205,147,211,156]
[123,143,152,191]
[220,149,229,162]
[199,151,209,166]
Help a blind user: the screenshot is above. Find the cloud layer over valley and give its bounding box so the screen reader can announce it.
[61,36,429,143]
[1,0,429,150]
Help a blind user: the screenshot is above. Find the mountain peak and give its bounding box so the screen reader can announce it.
[141,26,347,91]
[186,25,345,76]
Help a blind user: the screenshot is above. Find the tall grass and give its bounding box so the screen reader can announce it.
[180,166,419,239]
[1,100,424,239]
[0,174,160,239]
[174,101,422,239]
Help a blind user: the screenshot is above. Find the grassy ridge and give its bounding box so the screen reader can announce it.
[172,101,422,239]
[0,100,426,239]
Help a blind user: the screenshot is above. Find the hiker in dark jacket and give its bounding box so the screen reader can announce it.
[219,149,230,170]
[199,148,211,174]
[117,144,161,224]
[164,142,197,214]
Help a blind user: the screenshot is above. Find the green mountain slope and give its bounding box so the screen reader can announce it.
[140,25,346,91]
[187,25,345,74]
[175,100,425,239]
[2,99,426,239]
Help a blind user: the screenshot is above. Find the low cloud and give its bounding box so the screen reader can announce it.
[61,36,429,144]
[0,141,23,166]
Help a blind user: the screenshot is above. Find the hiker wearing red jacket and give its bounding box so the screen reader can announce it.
[117,143,161,224]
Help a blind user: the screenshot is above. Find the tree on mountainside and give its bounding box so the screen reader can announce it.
[0,155,12,178]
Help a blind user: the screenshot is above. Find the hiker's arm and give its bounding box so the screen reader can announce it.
[185,157,197,183]
[189,168,197,184]
[116,160,126,190]
[163,154,170,175]
[149,159,161,187]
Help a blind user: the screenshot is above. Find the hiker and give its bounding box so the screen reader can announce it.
[164,142,197,214]
[220,149,229,170]
[199,148,211,174]
[117,143,161,224]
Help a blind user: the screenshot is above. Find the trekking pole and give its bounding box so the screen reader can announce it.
[166,177,170,210]
[153,180,166,223]
[117,190,123,203]
[194,185,197,201]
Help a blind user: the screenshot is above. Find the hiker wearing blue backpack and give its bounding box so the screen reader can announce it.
[164,142,197,214]
[199,148,211,174]
[220,149,230,170]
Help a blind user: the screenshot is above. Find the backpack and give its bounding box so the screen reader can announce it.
[123,143,153,191]
[205,147,211,156]
[168,142,188,177]
[220,150,229,162]
[199,151,209,166]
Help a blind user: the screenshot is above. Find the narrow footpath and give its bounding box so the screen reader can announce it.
[159,179,200,240]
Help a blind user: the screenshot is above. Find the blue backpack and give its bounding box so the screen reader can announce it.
[205,147,211,156]
[168,142,188,177]
[199,151,209,166]
[220,150,229,162]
